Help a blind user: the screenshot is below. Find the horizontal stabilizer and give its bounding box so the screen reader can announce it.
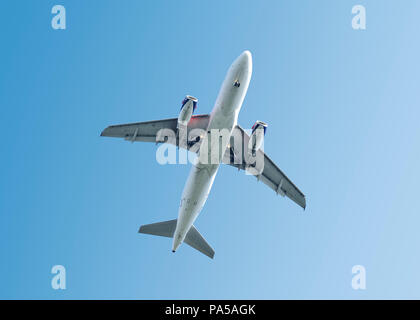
[138,219,177,238]
[184,225,215,259]
[138,220,214,259]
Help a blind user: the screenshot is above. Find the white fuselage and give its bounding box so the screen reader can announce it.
[172,51,252,252]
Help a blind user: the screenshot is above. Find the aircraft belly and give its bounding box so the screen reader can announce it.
[176,164,218,237]
[173,51,251,251]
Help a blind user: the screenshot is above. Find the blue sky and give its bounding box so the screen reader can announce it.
[1,0,420,299]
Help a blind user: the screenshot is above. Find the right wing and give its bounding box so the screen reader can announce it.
[223,125,306,209]
[100,114,210,152]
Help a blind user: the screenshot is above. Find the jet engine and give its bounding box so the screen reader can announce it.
[248,120,268,157]
[178,95,198,127]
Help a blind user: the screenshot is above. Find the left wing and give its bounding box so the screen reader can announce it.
[223,125,306,209]
[100,114,210,152]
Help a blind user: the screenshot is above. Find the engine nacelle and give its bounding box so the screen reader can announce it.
[178,95,198,127]
[248,120,268,157]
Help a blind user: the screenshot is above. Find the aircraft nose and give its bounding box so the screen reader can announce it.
[241,50,252,62]
[238,50,252,67]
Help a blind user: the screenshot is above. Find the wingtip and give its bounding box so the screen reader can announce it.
[100,126,113,137]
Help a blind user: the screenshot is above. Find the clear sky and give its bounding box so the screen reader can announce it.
[1,0,420,299]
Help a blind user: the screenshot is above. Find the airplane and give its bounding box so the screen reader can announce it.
[100,51,306,259]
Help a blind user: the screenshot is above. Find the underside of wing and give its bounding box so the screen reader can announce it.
[101,117,177,142]
[100,114,210,152]
[223,125,306,209]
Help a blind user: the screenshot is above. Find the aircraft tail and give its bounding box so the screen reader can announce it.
[138,220,215,259]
